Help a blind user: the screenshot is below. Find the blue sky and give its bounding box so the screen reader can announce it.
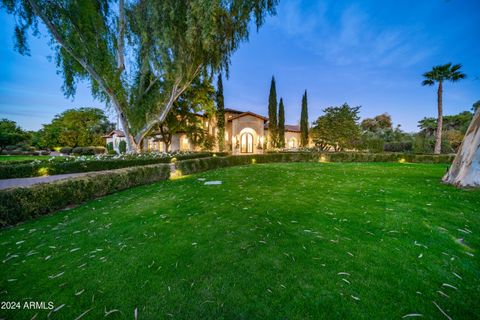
[1,0,479,132]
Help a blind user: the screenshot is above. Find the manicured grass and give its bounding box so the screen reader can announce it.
[0,162,479,319]
[0,155,60,162]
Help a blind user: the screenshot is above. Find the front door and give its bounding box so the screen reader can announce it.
[241,133,254,153]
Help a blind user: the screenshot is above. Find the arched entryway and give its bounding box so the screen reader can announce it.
[288,137,297,149]
[240,132,254,153]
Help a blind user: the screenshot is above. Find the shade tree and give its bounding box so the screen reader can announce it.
[1,0,278,152]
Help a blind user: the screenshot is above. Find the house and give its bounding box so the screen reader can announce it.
[106,107,303,154]
[103,130,126,153]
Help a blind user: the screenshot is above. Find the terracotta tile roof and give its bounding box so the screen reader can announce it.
[228,111,268,122]
[224,108,244,114]
[103,130,125,138]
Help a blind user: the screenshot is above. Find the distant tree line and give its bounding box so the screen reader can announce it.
[307,101,477,154]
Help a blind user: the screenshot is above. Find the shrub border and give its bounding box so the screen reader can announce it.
[0,163,171,227]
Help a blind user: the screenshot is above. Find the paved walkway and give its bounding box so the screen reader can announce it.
[0,172,92,190]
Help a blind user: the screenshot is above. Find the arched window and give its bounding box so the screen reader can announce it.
[241,133,254,153]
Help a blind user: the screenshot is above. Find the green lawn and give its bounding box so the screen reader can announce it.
[0,155,58,162]
[0,162,479,319]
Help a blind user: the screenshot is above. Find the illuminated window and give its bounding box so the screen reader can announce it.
[241,133,254,153]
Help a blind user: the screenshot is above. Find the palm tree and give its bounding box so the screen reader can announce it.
[422,63,466,154]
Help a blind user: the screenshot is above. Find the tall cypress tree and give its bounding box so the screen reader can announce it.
[278,98,285,148]
[300,90,309,147]
[268,76,278,148]
[216,73,225,151]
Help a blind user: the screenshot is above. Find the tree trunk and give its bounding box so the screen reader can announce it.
[434,81,443,154]
[443,108,480,187]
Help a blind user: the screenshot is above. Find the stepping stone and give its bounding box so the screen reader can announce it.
[204,181,222,185]
[197,178,206,181]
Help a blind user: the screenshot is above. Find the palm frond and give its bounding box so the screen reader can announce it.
[421,79,435,86]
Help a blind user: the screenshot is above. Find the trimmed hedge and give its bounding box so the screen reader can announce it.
[177,152,455,175]
[0,163,171,227]
[0,152,229,179]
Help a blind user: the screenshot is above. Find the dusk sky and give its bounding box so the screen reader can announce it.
[1,0,479,132]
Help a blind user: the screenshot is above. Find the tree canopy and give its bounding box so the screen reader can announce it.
[0,119,29,152]
[152,77,215,151]
[1,0,278,152]
[311,103,360,151]
[33,107,114,148]
[360,113,393,133]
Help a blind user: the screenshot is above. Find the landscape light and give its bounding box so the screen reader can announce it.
[37,167,49,176]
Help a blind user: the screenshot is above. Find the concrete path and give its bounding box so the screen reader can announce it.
[0,172,92,190]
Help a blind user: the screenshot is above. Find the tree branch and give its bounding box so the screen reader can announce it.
[134,64,203,144]
[117,0,125,72]
[26,0,135,149]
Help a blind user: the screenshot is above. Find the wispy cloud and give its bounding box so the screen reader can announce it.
[270,1,435,68]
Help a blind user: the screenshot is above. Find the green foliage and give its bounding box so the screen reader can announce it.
[0,164,171,226]
[278,98,285,148]
[418,111,473,135]
[59,147,72,155]
[300,90,309,147]
[2,0,279,149]
[71,146,106,156]
[154,77,215,151]
[358,135,384,153]
[33,108,113,149]
[360,113,392,132]
[413,134,452,154]
[118,140,127,154]
[473,100,480,112]
[311,103,360,151]
[106,142,114,152]
[384,142,413,153]
[422,63,466,86]
[0,152,221,179]
[268,76,278,147]
[216,73,225,151]
[0,119,29,152]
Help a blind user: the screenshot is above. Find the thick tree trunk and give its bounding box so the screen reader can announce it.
[434,81,443,154]
[443,108,480,187]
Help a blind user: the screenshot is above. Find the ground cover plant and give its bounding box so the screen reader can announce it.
[0,162,478,319]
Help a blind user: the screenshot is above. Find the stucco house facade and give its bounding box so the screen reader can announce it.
[105,107,303,154]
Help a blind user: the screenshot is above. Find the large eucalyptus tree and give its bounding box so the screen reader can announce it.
[1,0,278,152]
[443,107,480,188]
